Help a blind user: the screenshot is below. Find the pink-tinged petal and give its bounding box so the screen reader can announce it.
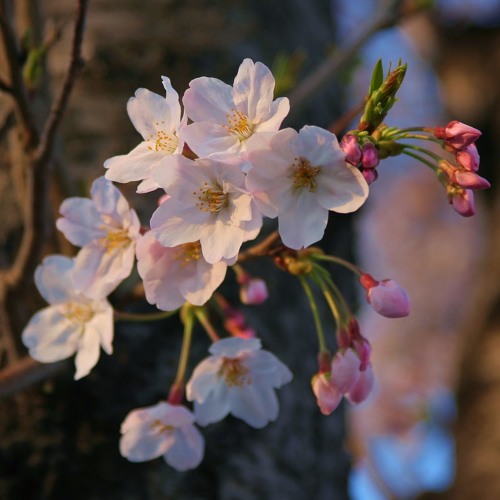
[136,176,161,194]
[311,373,342,415]
[90,177,123,216]
[34,255,76,305]
[57,198,104,246]
[165,425,204,471]
[346,365,375,404]
[245,350,292,387]
[121,402,187,432]
[104,142,164,184]
[208,337,261,357]
[451,189,476,217]
[22,306,81,362]
[161,76,182,126]
[331,349,361,394]
[453,171,490,190]
[367,279,411,318]
[316,164,369,213]
[257,97,290,132]
[181,121,240,158]
[186,356,222,403]
[241,208,263,242]
[278,194,328,249]
[296,126,343,167]
[340,134,362,166]
[179,260,228,306]
[86,303,114,355]
[120,425,175,462]
[456,144,480,172]
[229,383,279,428]
[128,88,178,140]
[74,327,101,379]
[233,59,275,122]
[240,278,269,305]
[183,77,234,123]
[199,219,245,264]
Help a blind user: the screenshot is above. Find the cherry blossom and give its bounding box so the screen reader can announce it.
[182,58,289,158]
[56,177,141,299]
[22,255,114,380]
[150,155,261,264]
[186,337,292,428]
[119,402,204,471]
[360,274,411,318]
[136,231,234,311]
[246,125,369,249]
[104,77,186,193]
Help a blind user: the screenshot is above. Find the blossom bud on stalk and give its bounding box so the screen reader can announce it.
[238,275,269,305]
[340,134,362,166]
[456,144,480,172]
[449,188,476,217]
[434,120,481,150]
[361,142,380,169]
[360,273,410,318]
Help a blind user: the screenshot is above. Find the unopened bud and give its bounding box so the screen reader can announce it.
[340,134,362,166]
[456,144,480,172]
[434,120,481,150]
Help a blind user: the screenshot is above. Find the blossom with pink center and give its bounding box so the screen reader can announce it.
[182,58,289,158]
[150,155,261,264]
[246,125,369,250]
[434,120,481,150]
[104,77,186,193]
[456,143,480,172]
[56,177,140,299]
[119,402,204,471]
[360,274,411,318]
[136,231,234,311]
[186,337,292,428]
[239,277,269,305]
[22,255,113,380]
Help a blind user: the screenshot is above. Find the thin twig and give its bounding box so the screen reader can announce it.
[237,230,282,262]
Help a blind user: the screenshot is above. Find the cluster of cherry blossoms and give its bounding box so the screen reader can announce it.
[21,58,489,472]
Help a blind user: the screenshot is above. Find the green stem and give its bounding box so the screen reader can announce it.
[194,308,220,343]
[312,254,362,276]
[299,276,327,352]
[173,307,194,386]
[398,142,442,161]
[114,308,179,322]
[403,150,439,171]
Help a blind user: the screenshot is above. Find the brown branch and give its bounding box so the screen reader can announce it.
[237,230,282,263]
[0,0,38,147]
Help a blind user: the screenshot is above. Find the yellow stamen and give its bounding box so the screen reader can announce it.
[194,182,228,213]
[218,357,252,387]
[173,242,202,266]
[64,302,94,324]
[150,419,175,434]
[147,125,178,154]
[99,227,131,253]
[224,109,255,141]
[290,157,321,192]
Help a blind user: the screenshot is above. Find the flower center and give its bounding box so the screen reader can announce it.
[194,182,228,213]
[150,419,175,434]
[224,109,255,141]
[173,241,202,265]
[219,357,252,387]
[290,157,321,192]
[147,125,178,154]
[64,301,94,324]
[99,227,131,253]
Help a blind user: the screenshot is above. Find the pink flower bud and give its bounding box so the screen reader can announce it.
[364,278,411,318]
[456,144,480,172]
[362,168,378,184]
[450,188,475,217]
[331,348,361,393]
[346,364,375,404]
[352,338,372,371]
[434,120,481,150]
[340,134,362,166]
[240,278,269,305]
[311,372,342,415]
[453,170,490,190]
[361,142,380,169]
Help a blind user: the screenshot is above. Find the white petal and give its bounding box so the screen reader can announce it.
[34,255,76,304]
[161,76,182,126]
[257,97,290,131]
[22,306,80,362]
[186,356,221,403]
[57,198,104,246]
[193,388,231,426]
[120,425,175,462]
[208,337,261,357]
[246,350,293,387]
[181,121,240,158]
[229,383,279,428]
[165,426,204,471]
[74,328,101,379]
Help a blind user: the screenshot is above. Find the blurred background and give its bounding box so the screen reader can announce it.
[0,0,499,498]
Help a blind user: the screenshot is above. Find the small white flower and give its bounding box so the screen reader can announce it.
[119,402,204,471]
[186,337,292,428]
[136,231,234,311]
[22,255,114,380]
[182,58,289,158]
[150,155,261,264]
[104,77,186,193]
[246,125,369,249]
[56,177,140,299]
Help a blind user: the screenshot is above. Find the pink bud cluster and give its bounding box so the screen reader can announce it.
[434,121,488,217]
[312,320,375,415]
[340,134,380,184]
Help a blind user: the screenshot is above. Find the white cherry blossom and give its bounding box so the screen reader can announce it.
[182,58,289,158]
[136,231,234,311]
[186,337,292,428]
[56,177,140,299]
[120,402,204,471]
[104,77,186,193]
[246,125,369,249]
[150,155,261,264]
[22,255,114,380]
